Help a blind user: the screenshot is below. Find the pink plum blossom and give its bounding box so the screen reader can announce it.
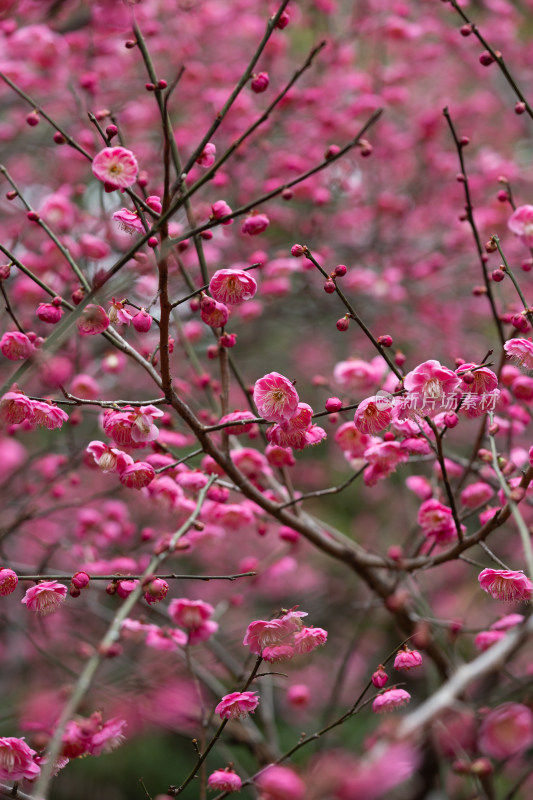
[77,305,110,336]
[207,769,242,792]
[21,581,67,615]
[418,498,457,542]
[256,765,305,800]
[508,205,533,247]
[119,462,156,490]
[209,269,258,305]
[241,213,269,235]
[478,569,533,602]
[354,395,394,434]
[394,648,423,670]
[479,703,533,759]
[0,392,34,424]
[403,359,461,414]
[504,338,533,371]
[0,737,40,781]
[253,372,299,423]
[86,441,133,473]
[196,142,216,167]
[372,688,411,713]
[0,331,35,360]
[210,200,233,224]
[0,569,18,596]
[215,691,259,720]
[92,146,138,189]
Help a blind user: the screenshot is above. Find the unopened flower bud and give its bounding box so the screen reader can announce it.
[251,71,269,93]
[72,571,90,589]
[53,132,66,145]
[106,124,118,138]
[26,110,39,126]
[492,269,505,282]
[324,279,336,294]
[336,316,349,331]
[325,397,342,412]
[485,238,498,253]
[444,412,459,428]
[147,236,158,248]
[371,666,388,688]
[377,334,393,347]
[291,244,305,257]
[333,264,347,277]
[479,50,495,66]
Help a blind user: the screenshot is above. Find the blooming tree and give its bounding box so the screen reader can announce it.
[1,0,533,798]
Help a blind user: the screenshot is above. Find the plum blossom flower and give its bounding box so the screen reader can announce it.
[403,359,461,414]
[108,299,133,326]
[504,338,533,371]
[418,498,458,542]
[215,691,259,720]
[241,212,269,235]
[196,142,216,167]
[92,146,138,190]
[253,372,299,423]
[21,581,67,615]
[508,205,533,247]
[363,441,409,486]
[86,441,133,473]
[210,200,233,224]
[77,305,110,336]
[0,568,18,596]
[218,410,257,435]
[0,391,34,424]
[169,598,214,629]
[209,269,258,306]
[478,568,533,602]
[243,611,308,655]
[293,626,328,654]
[372,688,411,713]
[394,647,423,671]
[0,737,40,781]
[31,401,69,430]
[36,302,63,324]
[119,461,156,490]
[354,395,394,434]
[479,703,533,759]
[201,299,229,328]
[0,331,34,361]
[256,765,305,800]
[207,768,242,792]
[113,196,161,234]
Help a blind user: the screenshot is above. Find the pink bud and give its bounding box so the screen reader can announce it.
[276,9,290,28]
[371,666,388,688]
[336,316,349,331]
[325,397,343,412]
[71,571,90,589]
[324,280,336,294]
[26,110,39,126]
[251,71,269,93]
[291,244,305,257]
[132,309,153,332]
[492,269,505,282]
[479,51,495,66]
[377,334,393,347]
[333,264,347,277]
[515,102,526,115]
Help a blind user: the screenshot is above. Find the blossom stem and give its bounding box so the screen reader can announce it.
[443,107,505,346]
